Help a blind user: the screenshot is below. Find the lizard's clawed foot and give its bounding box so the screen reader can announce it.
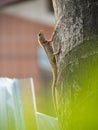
[53,44,61,56]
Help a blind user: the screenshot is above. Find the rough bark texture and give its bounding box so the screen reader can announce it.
[52,0,98,130]
[52,0,98,68]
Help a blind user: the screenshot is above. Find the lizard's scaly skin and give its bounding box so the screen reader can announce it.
[38,32,59,110]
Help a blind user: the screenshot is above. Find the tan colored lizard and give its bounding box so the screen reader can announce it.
[38,32,60,109]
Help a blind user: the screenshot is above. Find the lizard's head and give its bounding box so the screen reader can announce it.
[38,32,46,44]
[38,32,44,37]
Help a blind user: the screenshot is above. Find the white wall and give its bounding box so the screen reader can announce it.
[1,0,55,26]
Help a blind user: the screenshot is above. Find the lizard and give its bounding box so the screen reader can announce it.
[38,32,61,110]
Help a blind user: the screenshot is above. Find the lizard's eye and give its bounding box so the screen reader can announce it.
[39,33,41,36]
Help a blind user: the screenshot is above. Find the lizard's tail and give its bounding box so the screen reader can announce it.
[52,66,59,112]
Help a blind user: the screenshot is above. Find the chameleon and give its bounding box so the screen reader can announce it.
[38,32,60,109]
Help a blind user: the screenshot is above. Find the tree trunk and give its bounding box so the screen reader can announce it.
[52,0,98,130]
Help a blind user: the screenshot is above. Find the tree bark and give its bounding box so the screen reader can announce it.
[52,0,98,130]
[52,0,98,64]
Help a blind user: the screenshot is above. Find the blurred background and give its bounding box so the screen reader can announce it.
[0,0,56,116]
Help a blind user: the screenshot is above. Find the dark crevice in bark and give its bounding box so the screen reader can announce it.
[81,0,98,38]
